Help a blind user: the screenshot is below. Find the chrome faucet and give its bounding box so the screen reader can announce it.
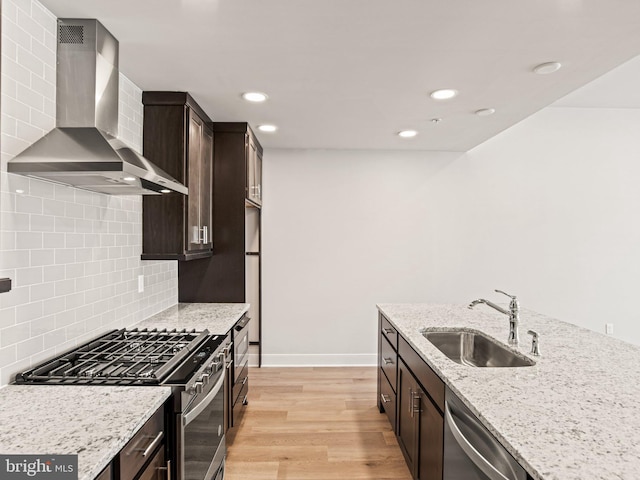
[468,289,520,346]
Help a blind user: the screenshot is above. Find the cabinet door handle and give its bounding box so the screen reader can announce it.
[383,328,395,335]
[409,388,414,418]
[158,460,171,480]
[383,357,394,365]
[380,393,391,404]
[409,389,421,418]
[200,226,208,244]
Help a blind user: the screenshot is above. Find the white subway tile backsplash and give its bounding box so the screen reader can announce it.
[54,248,75,265]
[29,282,54,301]
[16,335,44,358]
[30,249,54,266]
[16,266,42,286]
[31,315,56,336]
[1,323,27,348]
[0,0,179,385]
[29,214,53,232]
[15,193,42,214]
[15,231,42,249]
[42,232,64,248]
[15,301,43,323]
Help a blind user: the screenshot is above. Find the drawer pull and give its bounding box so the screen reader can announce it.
[383,328,395,335]
[383,357,394,365]
[242,376,248,386]
[242,394,248,405]
[141,431,164,457]
[380,393,391,404]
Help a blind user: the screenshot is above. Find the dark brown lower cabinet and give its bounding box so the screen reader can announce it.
[381,313,444,480]
[397,359,444,480]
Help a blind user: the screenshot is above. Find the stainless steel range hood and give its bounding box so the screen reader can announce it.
[8,19,187,196]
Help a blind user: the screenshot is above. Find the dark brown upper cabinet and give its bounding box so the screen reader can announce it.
[141,92,213,261]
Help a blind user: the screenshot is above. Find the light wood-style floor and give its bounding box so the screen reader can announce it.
[225,367,412,480]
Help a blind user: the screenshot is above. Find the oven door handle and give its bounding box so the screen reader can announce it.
[183,372,225,427]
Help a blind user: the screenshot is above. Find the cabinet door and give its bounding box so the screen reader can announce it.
[200,124,213,248]
[417,391,443,480]
[246,134,260,205]
[397,359,419,477]
[187,110,203,251]
[255,147,262,203]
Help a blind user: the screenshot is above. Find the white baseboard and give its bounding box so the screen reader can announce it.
[249,353,377,367]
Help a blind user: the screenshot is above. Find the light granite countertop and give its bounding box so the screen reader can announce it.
[0,303,247,479]
[0,385,171,480]
[131,302,249,334]
[376,303,640,480]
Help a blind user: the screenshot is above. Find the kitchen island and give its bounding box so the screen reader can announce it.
[377,303,640,480]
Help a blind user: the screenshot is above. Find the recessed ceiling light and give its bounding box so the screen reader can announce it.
[258,124,277,133]
[242,92,268,102]
[160,189,171,194]
[398,130,418,138]
[475,108,496,117]
[533,62,562,75]
[430,89,458,100]
[123,176,136,182]
[430,118,442,124]
[15,189,24,194]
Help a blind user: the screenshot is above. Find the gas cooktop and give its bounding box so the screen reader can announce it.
[16,328,213,385]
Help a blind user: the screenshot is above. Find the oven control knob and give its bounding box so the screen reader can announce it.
[192,381,204,394]
[201,373,210,385]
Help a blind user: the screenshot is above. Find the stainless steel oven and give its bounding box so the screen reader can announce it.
[181,359,225,480]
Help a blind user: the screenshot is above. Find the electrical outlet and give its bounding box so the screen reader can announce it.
[605,323,614,335]
[138,275,144,293]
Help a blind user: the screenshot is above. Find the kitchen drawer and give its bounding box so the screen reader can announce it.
[379,368,397,432]
[380,335,397,391]
[233,360,248,403]
[398,336,444,412]
[380,314,398,350]
[136,446,166,480]
[232,378,249,427]
[118,406,165,480]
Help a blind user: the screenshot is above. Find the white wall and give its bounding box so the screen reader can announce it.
[0,0,178,385]
[262,106,640,365]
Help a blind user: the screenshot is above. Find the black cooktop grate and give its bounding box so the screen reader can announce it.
[16,328,209,385]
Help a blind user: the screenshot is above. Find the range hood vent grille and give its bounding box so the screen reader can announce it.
[59,25,84,44]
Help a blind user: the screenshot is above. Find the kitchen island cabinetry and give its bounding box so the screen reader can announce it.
[379,311,444,480]
[141,91,213,261]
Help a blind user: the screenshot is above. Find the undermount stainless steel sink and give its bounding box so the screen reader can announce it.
[422,329,536,367]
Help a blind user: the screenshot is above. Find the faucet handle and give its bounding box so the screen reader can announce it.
[495,289,516,299]
[527,330,540,356]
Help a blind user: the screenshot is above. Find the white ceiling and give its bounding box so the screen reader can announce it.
[37,0,640,151]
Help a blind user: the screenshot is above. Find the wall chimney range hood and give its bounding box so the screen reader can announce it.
[8,19,188,196]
